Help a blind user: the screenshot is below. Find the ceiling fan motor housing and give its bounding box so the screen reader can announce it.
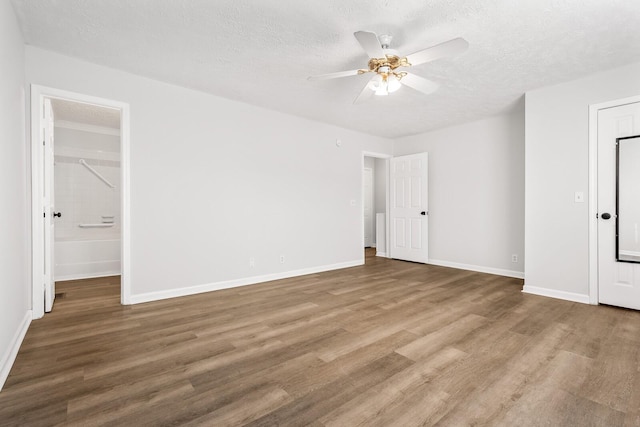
[368,55,410,73]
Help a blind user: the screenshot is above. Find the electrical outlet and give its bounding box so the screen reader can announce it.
[511,254,518,263]
[280,255,285,264]
[249,257,255,268]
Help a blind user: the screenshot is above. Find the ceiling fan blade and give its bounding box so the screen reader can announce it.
[405,37,469,66]
[400,73,439,95]
[353,78,375,104]
[308,69,363,81]
[354,31,385,59]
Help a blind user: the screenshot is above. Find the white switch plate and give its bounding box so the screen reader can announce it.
[574,191,584,203]
[350,199,356,206]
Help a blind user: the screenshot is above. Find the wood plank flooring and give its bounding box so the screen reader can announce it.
[2,249,640,426]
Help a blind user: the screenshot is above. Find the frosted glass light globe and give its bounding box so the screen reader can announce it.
[368,74,383,91]
[387,74,401,93]
[375,85,388,96]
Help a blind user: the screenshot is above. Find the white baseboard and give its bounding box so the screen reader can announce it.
[376,251,387,257]
[427,258,524,279]
[1,310,32,391]
[129,260,363,304]
[55,270,121,282]
[522,285,590,304]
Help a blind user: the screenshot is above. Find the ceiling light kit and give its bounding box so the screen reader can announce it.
[308,31,468,104]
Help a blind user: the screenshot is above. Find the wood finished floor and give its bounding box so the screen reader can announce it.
[2,249,640,426]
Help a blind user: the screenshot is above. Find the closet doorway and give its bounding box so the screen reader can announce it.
[363,153,390,259]
[31,85,131,318]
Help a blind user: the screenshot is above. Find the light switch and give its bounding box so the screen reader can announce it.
[350,199,356,206]
[575,192,584,203]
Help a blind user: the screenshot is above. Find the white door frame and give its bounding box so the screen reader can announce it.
[30,84,132,318]
[588,93,640,305]
[362,151,391,261]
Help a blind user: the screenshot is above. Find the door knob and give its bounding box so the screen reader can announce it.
[420,211,426,216]
[601,212,611,220]
[53,212,62,218]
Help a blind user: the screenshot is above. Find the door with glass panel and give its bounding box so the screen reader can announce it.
[598,102,640,309]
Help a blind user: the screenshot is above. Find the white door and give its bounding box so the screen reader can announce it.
[363,167,374,248]
[390,153,428,263]
[598,101,640,309]
[43,98,56,312]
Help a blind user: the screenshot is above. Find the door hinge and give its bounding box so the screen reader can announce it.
[43,212,46,218]
[43,139,45,146]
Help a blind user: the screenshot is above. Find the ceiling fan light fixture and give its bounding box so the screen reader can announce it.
[308,30,468,104]
[373,74,389,96]
[374,85,388,96]
[387,74,401,93]
[368,74,383,91]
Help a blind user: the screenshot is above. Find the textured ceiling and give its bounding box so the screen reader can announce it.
[51,99,120,129]
[11,0,640,138]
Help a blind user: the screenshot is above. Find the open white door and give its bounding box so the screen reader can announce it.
[390,153,428,263]
[598,101,640,309]
[43,98,56,312]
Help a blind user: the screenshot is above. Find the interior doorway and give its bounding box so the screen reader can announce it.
[31,85,131,318]
[51,99,122,298]
[363,153,390,262]
[363,166,374,248]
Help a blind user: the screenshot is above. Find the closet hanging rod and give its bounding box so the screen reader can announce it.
[79,159,115,188]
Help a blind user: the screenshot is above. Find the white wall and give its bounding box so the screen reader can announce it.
[525,61,640,300]
[25,47,393,301]
[0,1,30,390]
[394,112,525,277]
[55,127,121,242]
[363,157,375,170]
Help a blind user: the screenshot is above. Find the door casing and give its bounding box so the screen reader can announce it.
[30,85,132,318]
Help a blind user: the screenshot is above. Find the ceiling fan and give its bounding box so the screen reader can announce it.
[308,31,468,104]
